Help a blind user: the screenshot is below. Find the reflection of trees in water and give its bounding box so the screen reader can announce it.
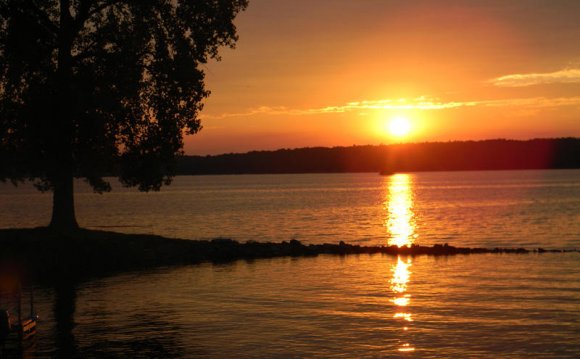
[54,283,78,358]
[51,282,193,358]
[79,312,189,358]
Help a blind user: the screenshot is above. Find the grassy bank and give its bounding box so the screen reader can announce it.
[0,227,575,284]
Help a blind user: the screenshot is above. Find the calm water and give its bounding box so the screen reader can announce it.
[1,170,580,357]
[22,253,580,358]
[1,170,579,248]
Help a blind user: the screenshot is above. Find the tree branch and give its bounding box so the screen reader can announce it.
[87,0,125,18]
[75,0,93,27]
[21,1,59,34]
[73,0,125,32]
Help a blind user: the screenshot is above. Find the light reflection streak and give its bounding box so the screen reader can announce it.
[385,174,416,247]
[391,257,413,323]
[398,343,416,352]
[390,257,415,352]
[393,312,413,322]
[385,174,417,353]
[393,295,410,307]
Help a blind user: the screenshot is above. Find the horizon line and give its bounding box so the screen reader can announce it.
[184,136,578,157]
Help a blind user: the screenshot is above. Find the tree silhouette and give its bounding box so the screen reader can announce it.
[0,0,248,231]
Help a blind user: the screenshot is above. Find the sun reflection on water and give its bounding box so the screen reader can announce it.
[391,257,413,322]
[386,174,417,353]
[385,174,417,247]
[390,257,415,352]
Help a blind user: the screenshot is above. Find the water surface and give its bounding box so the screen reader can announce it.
[26,253,580,358]
[1,170,579,248]
[1,170,579,357]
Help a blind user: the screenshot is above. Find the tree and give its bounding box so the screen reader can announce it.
[0,0,248,231]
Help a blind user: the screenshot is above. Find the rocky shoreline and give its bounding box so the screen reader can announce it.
[0,228,576,284]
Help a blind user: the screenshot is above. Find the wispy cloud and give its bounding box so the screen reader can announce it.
[489,68,580,87]
[480,96,580,108]
[201,97,477,120]
[201,95,580,120]
[312,97,477,112]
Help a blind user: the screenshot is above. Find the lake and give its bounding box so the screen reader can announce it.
[1,170,580,357]
[2,170,579,248]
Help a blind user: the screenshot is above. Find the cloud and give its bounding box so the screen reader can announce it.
[201,97,478,119]
[201,95,580,120]
[479,96,580,108]
[309,97,477,112]
[489,68,580,87]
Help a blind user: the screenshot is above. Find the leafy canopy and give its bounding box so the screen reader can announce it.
[0,0,248,192]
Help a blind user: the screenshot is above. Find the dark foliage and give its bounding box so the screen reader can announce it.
[0,0,247,229]
[177,138,580,175]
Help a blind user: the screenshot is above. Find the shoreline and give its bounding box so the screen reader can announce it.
[0,227,577,285]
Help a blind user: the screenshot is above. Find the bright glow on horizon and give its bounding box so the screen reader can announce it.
[388,116,412,138]
[189,1,580,155]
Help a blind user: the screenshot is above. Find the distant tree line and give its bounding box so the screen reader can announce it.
[177,138,580,175]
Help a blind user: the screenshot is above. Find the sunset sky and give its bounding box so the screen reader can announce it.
[186,0,580,155]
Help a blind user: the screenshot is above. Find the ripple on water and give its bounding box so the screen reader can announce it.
[19,252,580,357]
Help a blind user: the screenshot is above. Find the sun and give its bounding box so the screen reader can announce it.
[388,116,412,137]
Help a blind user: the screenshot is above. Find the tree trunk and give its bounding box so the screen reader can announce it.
[49,171,78,231]
[48,0,78,232]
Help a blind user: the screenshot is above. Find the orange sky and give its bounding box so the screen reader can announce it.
[185,0,580,155]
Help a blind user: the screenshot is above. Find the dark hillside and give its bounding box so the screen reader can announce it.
[177,138,580,174]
